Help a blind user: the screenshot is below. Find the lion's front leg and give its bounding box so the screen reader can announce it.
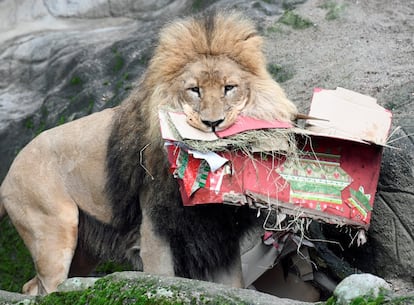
[137,167,252,287]
[212,252,244,288]
[140,207,175,277]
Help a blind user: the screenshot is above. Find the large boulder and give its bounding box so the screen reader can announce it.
[0,272,313,305]
[334,273,391,305]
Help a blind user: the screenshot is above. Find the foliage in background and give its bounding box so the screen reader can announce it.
[278,10,313,29]
[0,217,130,293]
[319,1,348,20]
[267,63,294,83]
[94,261,131,276]
[191,0,217,12]
[0,218,34,293]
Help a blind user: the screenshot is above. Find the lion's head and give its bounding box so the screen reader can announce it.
[130,11,297,139]
[177,57,251,132]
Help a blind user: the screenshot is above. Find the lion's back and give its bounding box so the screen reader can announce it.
[1,108,117,223]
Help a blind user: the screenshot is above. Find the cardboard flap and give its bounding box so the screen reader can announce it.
[216,116,292,138]
[159,110,179,141]
[160,111,293,142]
[167,112,219,141]
[306,87,392,145]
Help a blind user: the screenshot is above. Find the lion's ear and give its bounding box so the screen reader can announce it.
[245,76,297,122]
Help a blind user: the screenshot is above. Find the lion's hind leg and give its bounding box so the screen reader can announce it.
[18,199,79,295]
[17,199,79,295]
[26,237,105,294]
[2,172,79,295]
[22,276,41,295]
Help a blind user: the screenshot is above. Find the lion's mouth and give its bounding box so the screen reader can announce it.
[182,104,237,133]
[201,119,225,132]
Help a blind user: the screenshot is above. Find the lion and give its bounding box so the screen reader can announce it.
[0,11,297,295]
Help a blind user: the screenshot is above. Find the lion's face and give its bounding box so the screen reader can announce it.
[177,57,250,132]
[148,12,297,136]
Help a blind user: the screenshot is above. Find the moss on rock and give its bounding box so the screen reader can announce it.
[34,275,250,305]
[325,294,414,305]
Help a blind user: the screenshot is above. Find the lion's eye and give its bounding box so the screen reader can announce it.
[224,85,236,94]
[188,87,200,96]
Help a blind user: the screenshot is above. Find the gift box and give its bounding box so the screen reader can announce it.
[160,88,392,229]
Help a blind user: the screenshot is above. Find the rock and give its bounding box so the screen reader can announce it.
[334,273,392,305]
[0,289,33,305]
[94,271,313,305]
[1,272,313,305]
[57,277,99,292]
[0,0,191,34]
[0,12,158,180]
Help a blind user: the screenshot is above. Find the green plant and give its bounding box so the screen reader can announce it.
[266,24,283,34]
[0,218,35,293]
[57,115,66,125]
[115,80,124,90]
[325,293,414,305]
[385,101,397,110]
[319,1,347,20]
[70,76,82,86]
[112,48,125,72]
[36,120,46,135]
[138,53,151,66]
[25,117,34,130]
[94,261,130,275]
[24,110,49,135]
[87,100,95,114]
[267,63,294,83]
[279,10,313,29]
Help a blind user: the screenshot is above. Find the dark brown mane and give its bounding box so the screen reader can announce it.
[101,11,258,279]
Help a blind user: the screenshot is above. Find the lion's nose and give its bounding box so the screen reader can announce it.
[201,119,224,131]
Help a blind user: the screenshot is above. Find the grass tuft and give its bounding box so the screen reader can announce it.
[279,10,313,29]
[268,63,294,83]
[319,1,348,20]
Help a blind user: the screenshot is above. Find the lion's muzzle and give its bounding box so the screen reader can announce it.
[201,119,224,132]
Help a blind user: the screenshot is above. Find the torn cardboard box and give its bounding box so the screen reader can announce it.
[160,87,392,229]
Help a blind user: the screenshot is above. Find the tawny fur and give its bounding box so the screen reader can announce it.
[0,11,297,295]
